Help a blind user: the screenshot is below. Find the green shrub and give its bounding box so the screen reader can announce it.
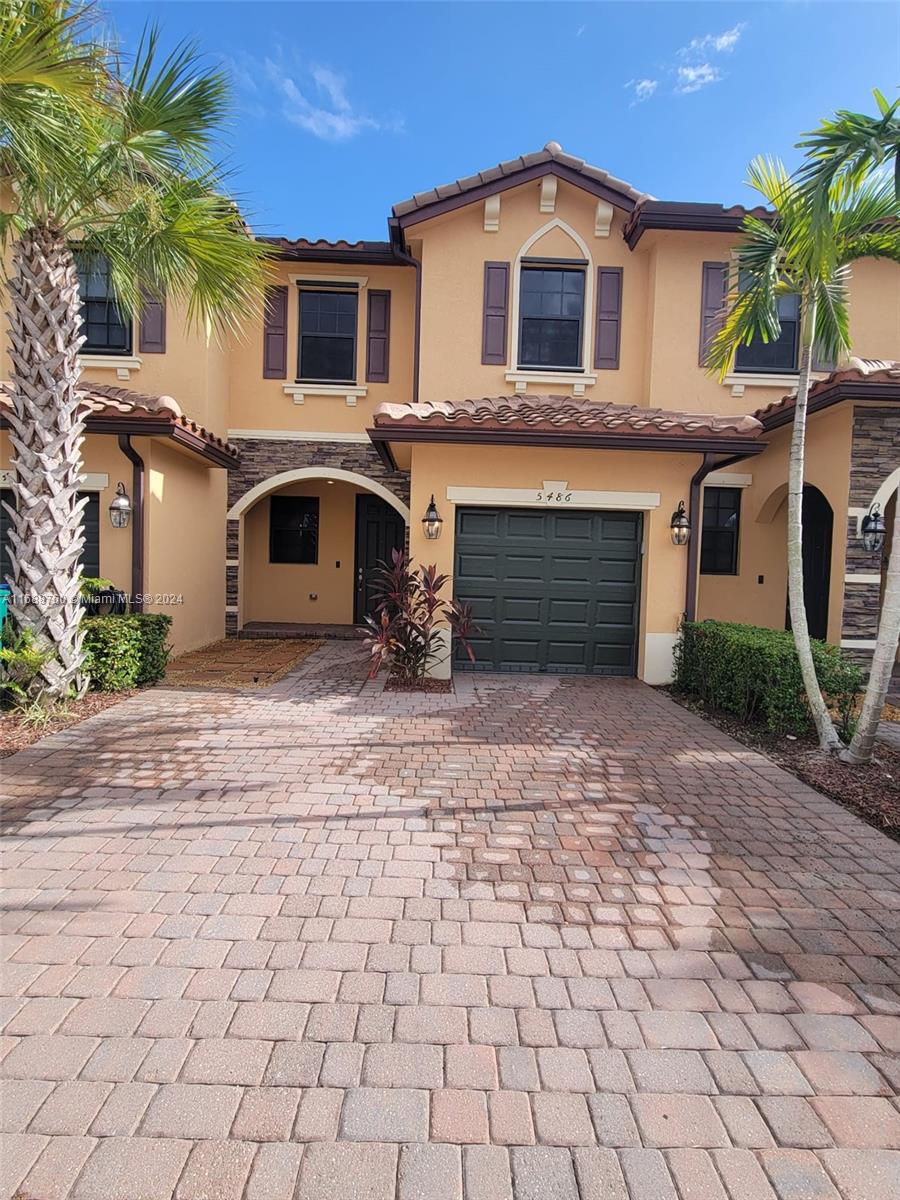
[673,619,863,736]
[0,622,53,707]
[81,614,173,691]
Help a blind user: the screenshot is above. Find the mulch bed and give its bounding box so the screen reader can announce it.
[669,692,900,841]
[164,638,322,689]
[384,676,453,693]
[0,690,134,759]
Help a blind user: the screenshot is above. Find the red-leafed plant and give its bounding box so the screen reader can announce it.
[363,549,478,682]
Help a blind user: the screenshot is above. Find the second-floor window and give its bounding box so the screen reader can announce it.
[518,266,585,369]
[735,290,800,374]
[75,252,132,355]
[298,289,358,382]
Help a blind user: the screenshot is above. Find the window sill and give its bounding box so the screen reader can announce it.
[505,369,597,396]
[79,353,142,380]
[724,370,826,397]
[283,382,368,407]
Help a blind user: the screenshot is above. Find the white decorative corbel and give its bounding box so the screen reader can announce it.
[594,199,614,238]
[539,176,558,214]
[484,195,500,232]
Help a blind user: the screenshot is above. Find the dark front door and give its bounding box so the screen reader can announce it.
[454,506,642,674]
[787,485,833,640]
[354,494,405,623]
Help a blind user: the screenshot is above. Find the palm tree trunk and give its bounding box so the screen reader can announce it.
[786,296,842,752]
[4,226,88,699]
[841,490,900,764]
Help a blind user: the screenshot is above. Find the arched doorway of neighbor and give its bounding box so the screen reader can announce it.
[787,485,834,641]
[226,467,410,632]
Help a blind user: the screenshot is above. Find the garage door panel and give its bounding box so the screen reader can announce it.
[455,507,641,676]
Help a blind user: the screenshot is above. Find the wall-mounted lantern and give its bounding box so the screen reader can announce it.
[108,481,133,529]
[422,495,443,540]
[861,503,886,555]
[670,500,690,546]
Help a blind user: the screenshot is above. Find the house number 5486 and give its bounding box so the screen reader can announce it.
[536,491,573,504]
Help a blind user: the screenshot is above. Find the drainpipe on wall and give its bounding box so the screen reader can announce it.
[117,434,145,613]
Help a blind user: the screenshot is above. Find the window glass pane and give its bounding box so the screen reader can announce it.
[299,291,357,381]
[269,496,319,564]
[518,268,583,368]
[734,276,799,372]
[74,252,131,355]
[700,487,741,575]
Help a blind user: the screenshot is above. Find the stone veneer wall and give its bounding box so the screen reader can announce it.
[840,405,899,665]
[225,439,410,634]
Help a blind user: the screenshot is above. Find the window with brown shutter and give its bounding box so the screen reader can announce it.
[482,262,509,365]
[138,289,166,354]
[594,267,623,370]
[699,262,728,365]
[366,290,391,383]
[263,285,288,379]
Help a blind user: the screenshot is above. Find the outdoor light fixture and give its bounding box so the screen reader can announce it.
[861,503,886,555]
[670,500,690,546]
[109,481,133,529]
[422,494,443,540]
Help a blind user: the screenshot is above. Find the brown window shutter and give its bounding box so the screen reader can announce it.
[366,290,391,383]
[138,289,166,354]
[699,262,728,365]
[263,285,288,379]
[482,261,509,365]
[594,267,623,370]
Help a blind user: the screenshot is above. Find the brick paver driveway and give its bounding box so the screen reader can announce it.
[2,642,899,1200]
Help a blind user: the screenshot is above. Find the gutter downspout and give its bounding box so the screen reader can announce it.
[117,434,145,613]
[684,450,754,621]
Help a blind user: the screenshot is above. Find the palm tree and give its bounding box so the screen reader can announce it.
[797,89,900,210]
[706,157,900,752]
[1,2,273,699]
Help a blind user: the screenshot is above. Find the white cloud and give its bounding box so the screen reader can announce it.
[576,24,587,38]
[680,23,746,57]
[674,63,722,94]
[626,78,659,105]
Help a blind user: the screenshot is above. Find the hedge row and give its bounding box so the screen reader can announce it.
[81,613,172,691]
[673,619,863,735]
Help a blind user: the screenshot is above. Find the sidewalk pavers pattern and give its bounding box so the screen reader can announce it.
[1,642,899,1198]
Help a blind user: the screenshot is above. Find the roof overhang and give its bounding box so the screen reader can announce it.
[82,414,240,468]
[258,237,405,267]
[759,380,900,432]
[625,201,772,248]
[395,161,640,230]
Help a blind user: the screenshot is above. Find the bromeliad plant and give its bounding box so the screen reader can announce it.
[364,549,478,683]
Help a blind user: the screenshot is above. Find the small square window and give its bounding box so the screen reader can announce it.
[700,487,741,575]
[298,291,357,382]
[269,496,319,564]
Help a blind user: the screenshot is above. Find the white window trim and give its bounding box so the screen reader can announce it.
[289,273,367,390]
[509,219,595,387]
[703,472,753,489]
[79,353,142,380]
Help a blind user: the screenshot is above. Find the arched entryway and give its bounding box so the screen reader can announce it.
[786,485,833,640]
[225,467,410,634]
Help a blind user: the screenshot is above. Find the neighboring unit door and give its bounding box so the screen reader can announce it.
[454,507,642,674]
[786,485,833,641]
[354,493,405,623]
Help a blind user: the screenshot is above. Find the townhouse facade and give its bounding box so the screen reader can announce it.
[2,142,898,681]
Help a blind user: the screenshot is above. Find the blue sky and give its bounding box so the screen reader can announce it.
[107,1,898,241]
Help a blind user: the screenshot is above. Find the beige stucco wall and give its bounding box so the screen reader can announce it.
[144,440,226,654]
[697,405,852,644]
[226,262,416,437]
[406,440,702,683]
[242,479,365,625]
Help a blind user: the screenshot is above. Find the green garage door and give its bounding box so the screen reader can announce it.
[454,507,642,675]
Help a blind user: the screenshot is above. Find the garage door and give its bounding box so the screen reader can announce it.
[454,507,642,675]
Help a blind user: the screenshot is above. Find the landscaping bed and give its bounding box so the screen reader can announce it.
[670,691,900,840]
[164,637,322,689]
[0,690,133,758]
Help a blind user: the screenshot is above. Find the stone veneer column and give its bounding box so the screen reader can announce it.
[840,404,900,666]
[223,438,411,636]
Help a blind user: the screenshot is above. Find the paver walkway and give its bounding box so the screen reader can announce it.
[2,642,899,1200]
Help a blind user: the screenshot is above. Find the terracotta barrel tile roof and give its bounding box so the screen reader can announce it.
[392,141,652,218]
[0,380,238,464]
[373,395,763,440]
[754,358,900,427]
